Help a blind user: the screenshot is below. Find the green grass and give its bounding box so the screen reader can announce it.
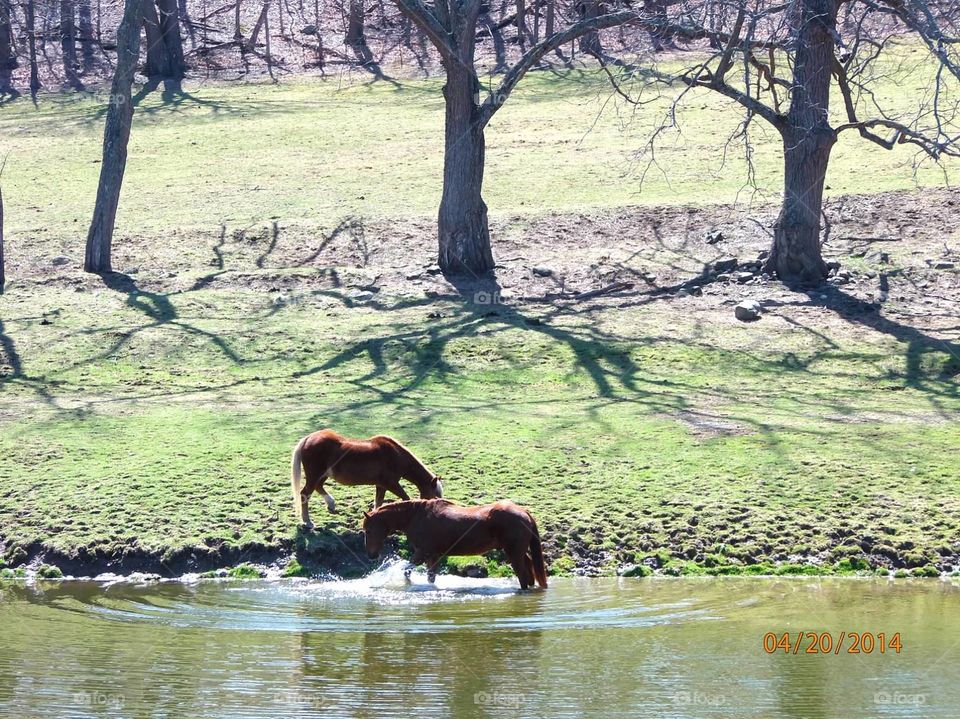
[0,48,954,247]
[1,278,957,573]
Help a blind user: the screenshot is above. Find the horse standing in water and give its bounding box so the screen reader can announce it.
[362,499,548,589]
[290,430,443,528]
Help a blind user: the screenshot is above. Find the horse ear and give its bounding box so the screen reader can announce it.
[363,511,372,519]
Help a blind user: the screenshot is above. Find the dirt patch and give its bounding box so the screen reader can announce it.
[10,189,958,344]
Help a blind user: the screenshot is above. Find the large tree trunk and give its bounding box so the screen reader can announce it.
[770,126,835,284]
[156,0,185,78]
[766,0,837,285]
[26,0,40,94]
[85,0,142,274]
[0,0,17,96]
[438,65,494,276]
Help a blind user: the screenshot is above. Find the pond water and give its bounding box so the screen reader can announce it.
[1,562,957,718]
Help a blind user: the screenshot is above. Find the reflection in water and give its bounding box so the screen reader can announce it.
[0,570,957,718]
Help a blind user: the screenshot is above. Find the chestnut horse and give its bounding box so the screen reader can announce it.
[362,499,548,589]
[291,430,443,528]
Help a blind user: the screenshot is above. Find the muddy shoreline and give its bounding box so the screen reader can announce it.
[4,533,957,581]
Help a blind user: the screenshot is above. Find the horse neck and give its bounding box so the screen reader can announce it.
[377,502,418,532]
[394,444,433,487]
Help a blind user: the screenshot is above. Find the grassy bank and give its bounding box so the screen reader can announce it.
[0,67,958,578]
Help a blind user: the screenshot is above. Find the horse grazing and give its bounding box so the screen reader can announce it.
[362,499,548,590]
[290,430,443,528]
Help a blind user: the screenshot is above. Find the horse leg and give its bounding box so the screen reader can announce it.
[383,476,410,502]
[299,474,321,529]
[405,547,426,582]
[374,485,386,509]
[425,556,440,584]
[318,474,337,514]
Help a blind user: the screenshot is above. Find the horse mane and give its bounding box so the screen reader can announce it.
[380,436,434,483]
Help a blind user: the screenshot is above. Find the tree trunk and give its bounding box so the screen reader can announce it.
[438,66,494,276]
[576,0,603,58]
[77,0,95,73]
[245,0,269,50]
[142,0,170,77]
[345,0,376,70]
[769,125,834,285]
[766,0,837,285]
[85,0,141,274]
[61,0,82,87]
[515,0,526,50]
[480,11,506,73]
[0,0,16,95]
[26,0,40,94]
[156,0,185,78]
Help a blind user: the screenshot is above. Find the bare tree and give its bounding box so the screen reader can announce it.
[26,0,41,95]
[61,0,83,87]
[394,1,638,274]
[85,0,142,274]
[616,0,960,284]
[0,0,16,96]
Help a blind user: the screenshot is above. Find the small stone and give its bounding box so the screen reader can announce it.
[300,24,318,34]
[706,230,724,244]
[359,283,380,293]
[424,264,442,275]
[713,257,738,273]
[934,261,955,270]
[716,273,732,283]
[51,255,70,266]
[735,271,755,284]
[532,265,553,277]
[350,291,375,302]
[734,300,762,322]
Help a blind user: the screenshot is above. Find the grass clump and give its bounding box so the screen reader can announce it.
[36,565,63,579]
[226,564,265,579]
[281,558,310,578]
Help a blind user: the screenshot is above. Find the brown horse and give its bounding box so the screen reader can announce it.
[362,499,548,589]
[291,430,443,528]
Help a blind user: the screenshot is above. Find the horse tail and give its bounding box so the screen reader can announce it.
[291,436,307,521]
[528,517,548,589]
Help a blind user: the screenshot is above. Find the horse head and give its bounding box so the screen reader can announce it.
[361,510,387,559]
